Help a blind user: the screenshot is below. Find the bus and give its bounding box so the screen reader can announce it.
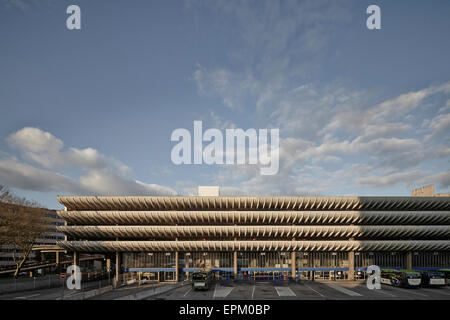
[439,269,450,285]
[420,270,446,287]
[191,271,214,290]
[380,269,421,288]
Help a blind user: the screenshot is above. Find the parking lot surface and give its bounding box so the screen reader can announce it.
[147,280,450,300]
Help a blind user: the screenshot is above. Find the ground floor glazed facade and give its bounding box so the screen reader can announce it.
[117,250,450,282]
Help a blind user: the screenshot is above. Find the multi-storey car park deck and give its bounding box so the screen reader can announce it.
[55,195,450,283]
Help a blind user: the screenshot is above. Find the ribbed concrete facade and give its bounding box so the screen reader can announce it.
[56,196,450,281]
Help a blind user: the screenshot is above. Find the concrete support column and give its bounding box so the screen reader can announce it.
[348,251,355,281]
[73,251,79,267]
[233,232,238,280]
[291,251,296,280]
[233,251,238,277]
[174,234,179,282]
[115,250,120,286]
[106,258,111,284]
[114,234,120,286]
[55,251,60,273]
[175,251,179,282]
[72,251,80,283]
[406,251,413,270]
[185,256,190,280]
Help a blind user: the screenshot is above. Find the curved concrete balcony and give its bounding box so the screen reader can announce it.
[57,225,450,240]
[56,240,450,252]
[57,196,450,211]
[57,210,450,225]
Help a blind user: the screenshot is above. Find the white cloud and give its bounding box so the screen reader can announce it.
[189,2,450,195]
[368,90,429,121]
[78,169,177,196]
[323,84,450,138]
[428,112,450,136]
[7,127,63,154]
[0,157,82,193]
[198,81,450,195]
[66,147,106,169]
[7,127,130,174]
[438,99,450,113]
[193,65,259,110]
[356,170,425,188]
[1,127,177,196]
[357,170,450,190]
[422,171,450,189]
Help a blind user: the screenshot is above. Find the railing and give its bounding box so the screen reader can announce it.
[0,269,159,297]
[0,273,114,296]
[0,255,104,275]
[0,260,53,272]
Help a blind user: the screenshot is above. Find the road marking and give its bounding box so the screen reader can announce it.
[213,284,234,298]
[384,285,429,298]
[370,289,396,298]
[14,293,41,299]
[183,288,192,297]
[251,285,255,300]
[275,286,296,297]
[325,283,362,297]
[304,284,325,297]
[420,288,450,296]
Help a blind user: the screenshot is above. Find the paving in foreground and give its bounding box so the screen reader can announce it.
[1,280,450,300]
[0,279,111,300]
[146,280,450,300]
[0,284,95,300]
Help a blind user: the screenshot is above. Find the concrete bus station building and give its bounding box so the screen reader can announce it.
[55,187,450,283]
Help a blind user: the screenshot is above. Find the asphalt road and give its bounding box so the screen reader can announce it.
[0,280,109,300]
[147,280,450,300]
[88,282,164,300]
[0,286,81,300]
[2,280,450,300]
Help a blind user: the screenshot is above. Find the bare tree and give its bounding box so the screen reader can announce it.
[0,185,13,203]
[0,185,49,277]
[0,185,14,246]
[0,185,39,207]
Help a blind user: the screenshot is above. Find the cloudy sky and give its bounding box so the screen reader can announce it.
[0,0,449,209]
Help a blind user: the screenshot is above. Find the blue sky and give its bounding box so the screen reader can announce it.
[0,0,449,209]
